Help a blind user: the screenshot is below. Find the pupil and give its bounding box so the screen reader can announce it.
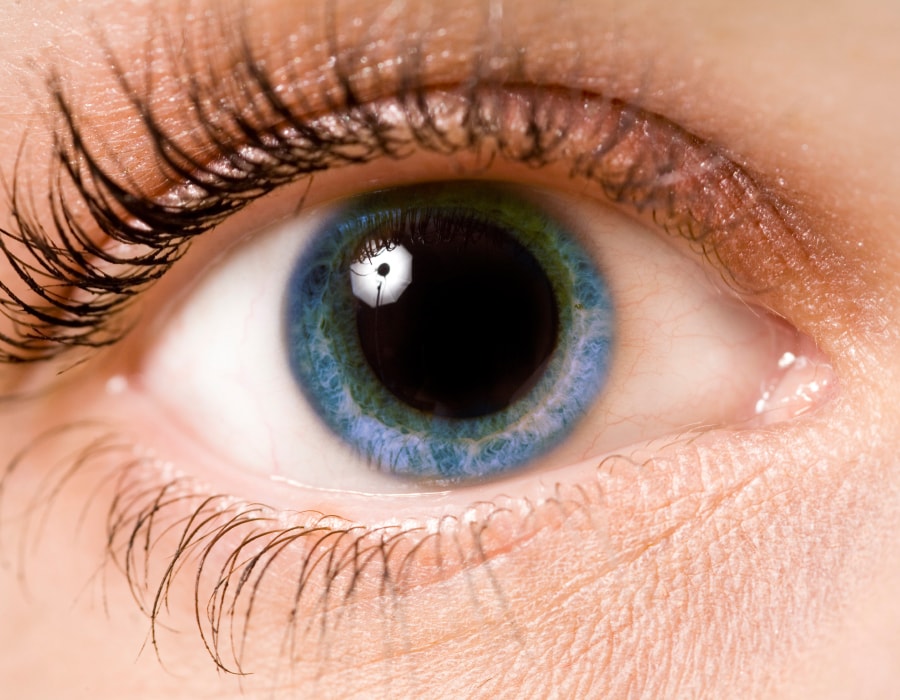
[354,215,559,419]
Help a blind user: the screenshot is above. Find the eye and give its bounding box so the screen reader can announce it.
[131,171,815,493]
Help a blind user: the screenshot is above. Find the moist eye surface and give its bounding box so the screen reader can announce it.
[285,182,613,482]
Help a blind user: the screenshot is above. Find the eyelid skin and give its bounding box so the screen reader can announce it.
[1,2,897,699]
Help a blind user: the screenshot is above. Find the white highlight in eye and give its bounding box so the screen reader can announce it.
[350,244,413,308]
[754,347,835,423]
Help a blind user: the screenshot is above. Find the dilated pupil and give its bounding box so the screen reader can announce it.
[354,217,559,419]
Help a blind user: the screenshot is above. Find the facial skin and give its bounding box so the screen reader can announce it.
[1,0,900,698]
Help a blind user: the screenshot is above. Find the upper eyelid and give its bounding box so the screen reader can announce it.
[0,19,842,372]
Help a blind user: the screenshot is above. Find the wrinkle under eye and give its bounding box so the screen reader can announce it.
[285,182,613,482]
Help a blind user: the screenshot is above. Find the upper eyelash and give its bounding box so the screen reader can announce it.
[0,15,785,367]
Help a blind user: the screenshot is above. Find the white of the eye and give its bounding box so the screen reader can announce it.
[350,244,413,308]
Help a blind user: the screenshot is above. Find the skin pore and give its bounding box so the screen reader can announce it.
[1,0,900,698]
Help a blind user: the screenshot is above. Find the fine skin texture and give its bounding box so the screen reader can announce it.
[1,1,900,698]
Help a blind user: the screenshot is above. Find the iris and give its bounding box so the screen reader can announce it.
[285,182,613,482]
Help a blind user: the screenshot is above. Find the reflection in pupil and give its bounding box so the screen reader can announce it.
[354,217,559,419]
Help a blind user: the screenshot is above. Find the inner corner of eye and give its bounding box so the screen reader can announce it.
[283,181,613,483]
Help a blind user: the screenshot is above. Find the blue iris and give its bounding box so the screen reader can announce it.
[284,182,613,482]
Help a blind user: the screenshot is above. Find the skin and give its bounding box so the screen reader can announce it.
[1,0,900,698]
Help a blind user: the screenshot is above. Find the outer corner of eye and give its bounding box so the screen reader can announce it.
[130,178,828,498]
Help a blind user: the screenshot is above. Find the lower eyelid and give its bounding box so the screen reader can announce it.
[0,380,863,685]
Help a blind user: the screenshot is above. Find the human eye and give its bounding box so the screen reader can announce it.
[0,2,886,697]
[138,172,819,494]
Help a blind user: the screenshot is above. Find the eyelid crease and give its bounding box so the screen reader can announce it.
[0,20,834,376]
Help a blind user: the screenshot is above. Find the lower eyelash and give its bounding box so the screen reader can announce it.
[0,420,603,674]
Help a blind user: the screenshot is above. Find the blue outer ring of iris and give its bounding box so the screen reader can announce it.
[284,182,613,482]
